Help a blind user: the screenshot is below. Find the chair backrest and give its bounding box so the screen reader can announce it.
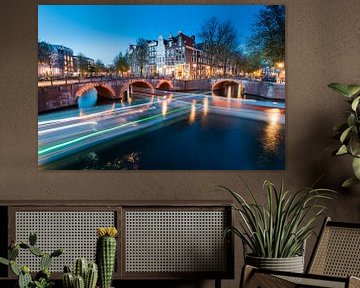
[307,217,360,277]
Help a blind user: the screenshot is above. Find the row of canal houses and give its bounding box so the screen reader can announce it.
[128,32,215,79]
[37,44,95,78]
[37,31,237,80]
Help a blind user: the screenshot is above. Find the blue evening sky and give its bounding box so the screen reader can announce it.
[38,5,263,65]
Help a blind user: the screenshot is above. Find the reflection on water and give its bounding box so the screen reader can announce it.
[162,100,168,117]
[39,89,285,170]
[263,109,282,152]
[168,93,174,102]
[189,100,196,123]
[203,97,209,116]
[227,85,232,99]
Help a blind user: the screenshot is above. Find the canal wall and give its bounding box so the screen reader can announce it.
[38,85,78,112]
[241,80,285,100]
[172,79,212,91]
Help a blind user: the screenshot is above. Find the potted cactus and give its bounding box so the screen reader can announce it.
[62,258,98,288]
[0,232,64,288]
[96,227,118,288]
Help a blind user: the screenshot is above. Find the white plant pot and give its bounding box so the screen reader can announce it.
[245,254,305,273]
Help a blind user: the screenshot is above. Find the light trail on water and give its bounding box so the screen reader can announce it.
[38,90,285,166]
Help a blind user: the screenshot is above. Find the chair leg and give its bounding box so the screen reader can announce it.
[215,278,221,288]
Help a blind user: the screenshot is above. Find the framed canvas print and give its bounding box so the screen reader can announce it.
[38,4,285,170]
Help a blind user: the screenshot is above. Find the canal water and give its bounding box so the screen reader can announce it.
[39,91,285,170]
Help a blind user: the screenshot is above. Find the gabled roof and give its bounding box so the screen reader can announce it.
[166,32,195,47]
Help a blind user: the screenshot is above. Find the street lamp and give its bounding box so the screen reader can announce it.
[276,62,285,69]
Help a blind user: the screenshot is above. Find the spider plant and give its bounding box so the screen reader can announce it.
[222,180,335,258]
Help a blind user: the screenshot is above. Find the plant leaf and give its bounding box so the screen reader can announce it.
[352,157,360,179]
[328,83,351,97]
[342,177,360,188]
[340,126,353,143]
[351,96,360,111]
[0,257,9,266]
[336,145,348,155]
[348,135,360,157]
[347,85,360,97]
[347,114,356,128]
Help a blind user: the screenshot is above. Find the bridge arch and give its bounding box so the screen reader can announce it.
[212,79,243,91]
[212,79,245,98]
[120,79,155,100]
[156,80,173,90]
[75,83,116,99]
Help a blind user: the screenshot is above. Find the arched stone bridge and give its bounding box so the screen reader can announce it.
[38,78,175,112]
[74,78,173,100]
[38,78,285,112]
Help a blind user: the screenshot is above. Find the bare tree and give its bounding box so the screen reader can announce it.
[231,50,247,76]
[199,17,238,77]
[216,20,238,76]
[199,17,219,76]
[135,38,149,77]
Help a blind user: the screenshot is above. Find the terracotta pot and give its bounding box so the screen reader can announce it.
[245,254,305,273]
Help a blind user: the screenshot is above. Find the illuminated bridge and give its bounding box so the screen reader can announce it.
[38,78,285,112]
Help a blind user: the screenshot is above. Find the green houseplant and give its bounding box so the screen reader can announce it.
[222,179,334,272]
[0,232,63,288]
[328,83,360,187]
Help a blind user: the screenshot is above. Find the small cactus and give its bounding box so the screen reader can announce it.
[10,260,20,276]
[63,259,98,288]
[85,263,98,288]
[0,233,63,288]
[73,275,85,288]
[96,227,118,288]
[18,270,32,288]
[63,272,74,288]
[9,246,19,260]
[41,253,52,270]
[64,265,72,273]
[29,232,37,246]
[29,245,44,257]
[74,258,88,279]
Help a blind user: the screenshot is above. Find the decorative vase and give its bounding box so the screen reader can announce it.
[245,254,304,273]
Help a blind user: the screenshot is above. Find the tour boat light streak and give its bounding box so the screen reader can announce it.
[38,91,285,165]
[38,121,99,135]
[38,105,191,162]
